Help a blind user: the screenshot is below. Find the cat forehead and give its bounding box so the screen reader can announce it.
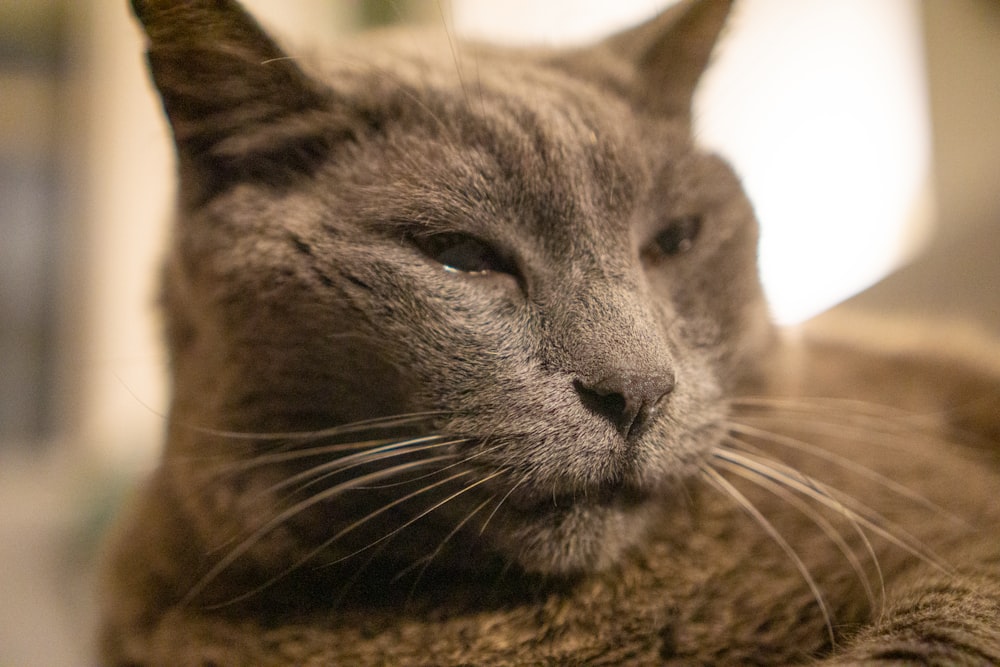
[317,35,691,232]
[329,29,680,150]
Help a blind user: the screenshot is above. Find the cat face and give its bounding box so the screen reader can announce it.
[135,0,771,581]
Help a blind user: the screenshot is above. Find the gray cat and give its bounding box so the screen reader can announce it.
[100,0,1000,664]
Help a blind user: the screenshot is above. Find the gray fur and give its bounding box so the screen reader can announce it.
[100,1,1000,664]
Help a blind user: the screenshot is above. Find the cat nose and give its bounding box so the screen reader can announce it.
[575,369,676,441]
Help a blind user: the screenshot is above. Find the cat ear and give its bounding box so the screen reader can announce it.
[604,0,733,118]
[130,0,331,185]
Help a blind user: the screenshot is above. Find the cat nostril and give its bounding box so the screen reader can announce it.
[575,370,676,441]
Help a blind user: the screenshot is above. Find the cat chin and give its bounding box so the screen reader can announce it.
[478,431,718,575]
[488,491,665,576]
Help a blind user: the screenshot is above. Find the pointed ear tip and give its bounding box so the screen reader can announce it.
[684,0,736,26]
[130,0,246,22]
[691,0,736,26]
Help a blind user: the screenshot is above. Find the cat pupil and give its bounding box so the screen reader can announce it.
[655,215,702,256]
[416,233,511,275]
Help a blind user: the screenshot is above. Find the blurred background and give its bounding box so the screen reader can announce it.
[0,0,997,664]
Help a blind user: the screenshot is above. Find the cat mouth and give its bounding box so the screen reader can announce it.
[502,479,655,516]
[478,474,667,576]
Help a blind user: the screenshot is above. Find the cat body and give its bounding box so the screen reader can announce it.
[101,1,1000,664]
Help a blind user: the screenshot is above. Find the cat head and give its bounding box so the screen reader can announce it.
[132,0,771,587]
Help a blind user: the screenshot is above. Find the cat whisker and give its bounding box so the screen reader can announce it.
[316,51,468,155]
[178,410,447,444]
[354,439,507,490]
[204,468,505,609]
[711,456,883,614]
[712,444,952,577]
[217,434,439,475]
[720,419,966,526]
[185,456,462,607]
[200,438,510,610]
[213,437,499,560]
[699,462,836,647]
[205,440,471,558]
[711,433,888,608]
[478,475,529,536]
[329,539,394,610]
[732,391,999,428]
[159,413,447,470]
[287,435,510,498]
[319,468,509,571]
[378,77,463,151]
[731,407,952,452]
[256,436,469,499]
[193,438,465,541]
[219,467,482,610]
[436,1,471,108]
[728,396,926,423]
[728,395,997,454]
[726,395,968,452]
[470,41,487,118]
[394,494,498,601]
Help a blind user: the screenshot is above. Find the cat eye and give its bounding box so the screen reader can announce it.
[411,232,516,277]
[653,215,702,256]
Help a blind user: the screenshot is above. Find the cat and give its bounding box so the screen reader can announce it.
[100,0,1000,664]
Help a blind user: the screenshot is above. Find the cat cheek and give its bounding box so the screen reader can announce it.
[678,317,724,348]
